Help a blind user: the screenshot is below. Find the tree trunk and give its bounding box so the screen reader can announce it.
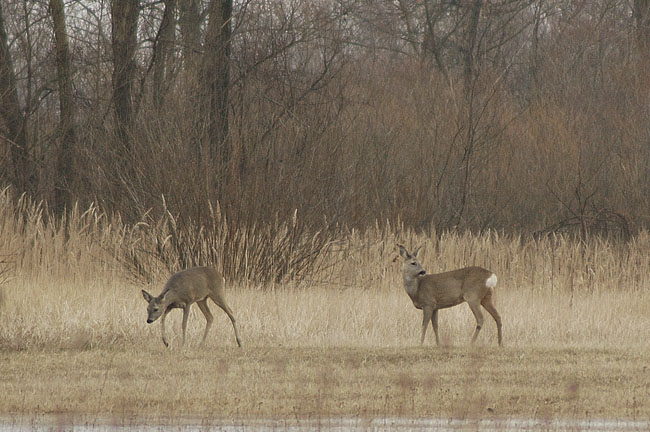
[202,0,233,195]
[530,1,543,91]
[49,0,77,213]
[179,0,201,75]
[0,1,31,194]
[463,0,483,93]
[178,0,203,183]
[111,0,139,155]
[153,0,177,110]
[634,0,650,62]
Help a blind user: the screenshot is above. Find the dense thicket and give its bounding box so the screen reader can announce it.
[1,0,649,239]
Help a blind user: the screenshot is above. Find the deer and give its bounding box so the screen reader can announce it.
[141,266,242,348]
[397,244,502,346]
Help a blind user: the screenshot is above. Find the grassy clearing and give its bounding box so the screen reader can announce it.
[3,274,650,351]
[1,276,650,421]
[1,199,650,421]
[1,345,648,420]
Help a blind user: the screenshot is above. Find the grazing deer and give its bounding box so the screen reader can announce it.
[141,266,242,348]
[397,244,502,346]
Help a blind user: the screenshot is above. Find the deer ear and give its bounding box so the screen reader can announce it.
[412,246,422,257]
[397,244,410,258]
[141,290,153,303]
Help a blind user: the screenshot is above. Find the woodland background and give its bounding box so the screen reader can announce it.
[1,0,650,281]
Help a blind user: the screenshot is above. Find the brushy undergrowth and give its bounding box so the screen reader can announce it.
[0,188,337,285]
[2,186,650,292]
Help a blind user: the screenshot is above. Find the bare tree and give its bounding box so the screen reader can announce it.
[152,0,177,110]
[49,0,76,213]
[633,0,650,62]
[111,0,139,156]
[178,0,201,74]
[0,1,30,194]
[463,0,483,91]
[201,0,233,195]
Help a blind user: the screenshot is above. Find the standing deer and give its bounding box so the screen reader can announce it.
[397,244,502,346]
[141,266,242,348]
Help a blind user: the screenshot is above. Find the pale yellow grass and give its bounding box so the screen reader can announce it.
[2,214,650,421]
[2,272,649,351]
[1,341,649,421]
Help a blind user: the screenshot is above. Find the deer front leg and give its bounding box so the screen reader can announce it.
[431,309,440,345]
[421,306,434,345]
[160,309,170,348]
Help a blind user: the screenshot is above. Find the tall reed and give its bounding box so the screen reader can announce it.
[2,188,650,351]
[0,188,335,284]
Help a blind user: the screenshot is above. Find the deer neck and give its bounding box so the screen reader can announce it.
[403,274,420,298]
[159,291,178,309]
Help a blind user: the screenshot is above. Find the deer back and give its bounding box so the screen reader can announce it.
[162,266,219,305]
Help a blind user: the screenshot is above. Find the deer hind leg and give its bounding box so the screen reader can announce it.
[421,306,434,345]
[196,299,214,347]
[481,292,503,346]
[211,294,242,347]
[431,309,440,345]
[181,305,191,347]
[466,300,485,344]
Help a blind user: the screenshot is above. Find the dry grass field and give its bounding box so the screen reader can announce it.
[1,206,650,427]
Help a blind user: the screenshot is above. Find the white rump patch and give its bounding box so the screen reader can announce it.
[485,273,497,288]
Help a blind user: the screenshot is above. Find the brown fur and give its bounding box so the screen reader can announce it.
[398,245,502,346]
[142,266,242,348]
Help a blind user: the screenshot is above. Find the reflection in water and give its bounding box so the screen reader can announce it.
[1,416,649,431]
